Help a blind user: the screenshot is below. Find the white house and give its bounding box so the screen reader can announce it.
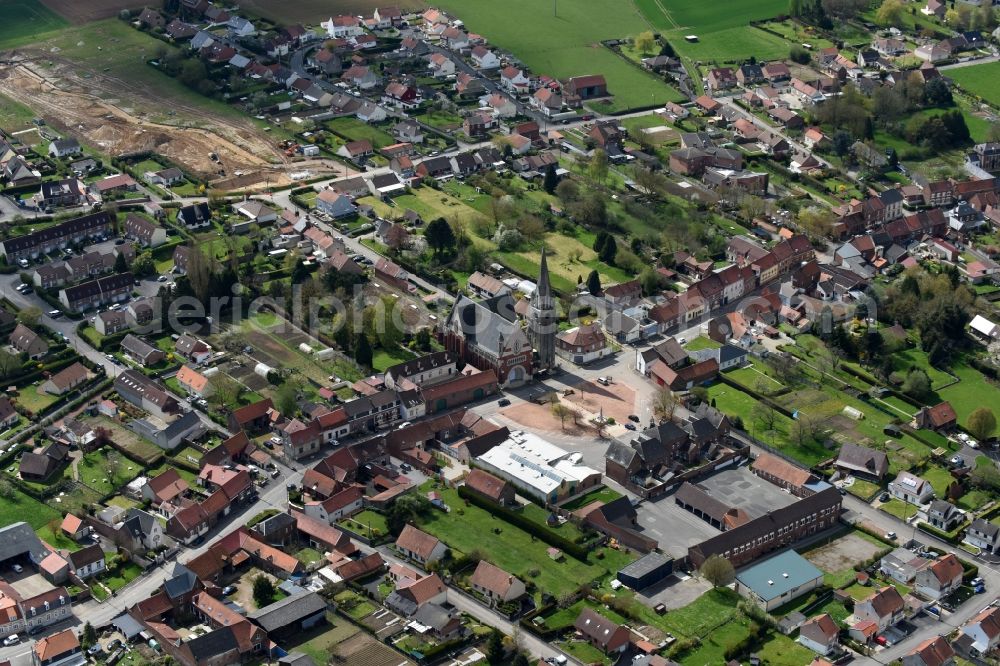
[48,139,81,159]
[322,15,365,38]
[854,586,905,632]
[395,524,448,565]
[316,190,358,218]
[427,53,456,78]
[500,66,531,93]
[965,518,1000,554]
[470,45,500,69]
[913,554,964,600]
[798,613,840,655]
[469,561,526,606]
[960,607,1000,657]
[970,314,1000,341]
[888,471,935,505]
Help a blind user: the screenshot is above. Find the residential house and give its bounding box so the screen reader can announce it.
[799,614,840,655]
[395,524,448,565]
[464,468,515,506]
[915,402,958,431]
[903,636,955,666]
[835,443,888,480]
[316,190,357,218]
[469,560,526,606]
[888,471,935,505]
[177,202,211,229]
[175,334,211,364]
[555,322,610,365]
[41,362,88,396]
[707,67,737,91]
[914,554,964,600]
[927,500,963,531]
[958,606,1000,657]
[176,365,211,398]
[573,608,631,654]
[120,334,165,366]
[854,586,905,632]
[123,214,168,248]
[48,139,81,159]
[10,323,48,359]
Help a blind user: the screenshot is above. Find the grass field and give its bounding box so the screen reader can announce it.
[0,0,68,49]
[76,447,140,496]
[432,0,683,111]
[34,20,250,125]
[946,61,1000,108]
[937,360,1000,428]
[0,91,40,129]
[416,482,634,601]
[325,117,397,149]
[635,0,788,61]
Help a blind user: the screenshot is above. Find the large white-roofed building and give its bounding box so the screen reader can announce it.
[474,431,602,503]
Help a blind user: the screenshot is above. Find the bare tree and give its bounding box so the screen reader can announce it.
[752,401,778,431]
[651,387,678,422]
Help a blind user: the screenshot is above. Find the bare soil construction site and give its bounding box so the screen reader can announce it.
[0,55,342,190]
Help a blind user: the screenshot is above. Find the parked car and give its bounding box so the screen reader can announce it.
[885,531,897,541]
[624,423,636,431]
[47,310,62,319]
[498,398,511,407]
[3,635,19,646]
[628,414,640,422]
[222,586,236,596]
[12,564,23,573]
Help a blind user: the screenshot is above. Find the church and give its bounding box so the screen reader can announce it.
[443,250,557,386]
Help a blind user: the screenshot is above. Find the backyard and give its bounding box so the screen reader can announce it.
[415,482,635,601]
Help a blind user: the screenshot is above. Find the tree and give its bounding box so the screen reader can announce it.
[0,350,21,379]
[486,629,505,664]
[414,328,432,351]
[589,149,609,183]
[971,463,1000,492]
[586,269,602,296]
[274,382,298,417]
[798,206,835,238]
[185,245,212,303]
[16,306,41,328]
[831,129,853,156]
[598,235,618,265]
[0,477,15,500]
[425,217,456,258]
[355,333,373,368]
[81,622,96,648]
[512,655,530,666]
[924,77,953,107]
[366,296,404,352]
[790,44,811,64]
[752,401,778,431]
[901,368,931,400]
[652,387,678,421]
[542,163,559,194]
[875,0,905,26]
[699,554,735,587]
[968,407,997,442]
[132,250,156,277]
[550,401,572,430]
[252,575,276,607]
[210,375,244,409]
[113,252,129,274]
[634,30,657,54]
[639,267,663,296]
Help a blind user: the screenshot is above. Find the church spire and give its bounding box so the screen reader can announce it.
[529,245,556,371]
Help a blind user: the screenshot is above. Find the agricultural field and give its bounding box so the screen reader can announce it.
[432,0,684,111]
[951,62,1000,108]
[0,0,68,49]
[635,0,788,61]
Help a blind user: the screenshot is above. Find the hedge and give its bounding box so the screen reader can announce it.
[917,521,962,544]
[456,485,591,561]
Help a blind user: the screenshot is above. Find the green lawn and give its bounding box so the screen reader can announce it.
[283,615,359,666]
[559,640,609,666]
[339,510,389,538]
[891,348,955,391]
[76,448,141,496]
[635,0,789,61]
[880,498,918,521]
[725,364,783,394]
[15,385,59,416]
[325,117,397,149]
[560,487,624,511]
[0,0,68,50]
[103,562,143,591]
[33,20,251,126]
[684,336,722,351]
[663,588,741,637]
[372,346,417,372]
[415,482,635,601]
[432,0,683,111]
[937,360,1000,428]
[950,61,1000,108]
[0,90,40,129]
[922,465,956,497]
[295,547,324,566]
[756,633,817,666]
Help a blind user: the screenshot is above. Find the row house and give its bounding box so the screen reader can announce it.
[58,272,133,312]
[0,211,112,261]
